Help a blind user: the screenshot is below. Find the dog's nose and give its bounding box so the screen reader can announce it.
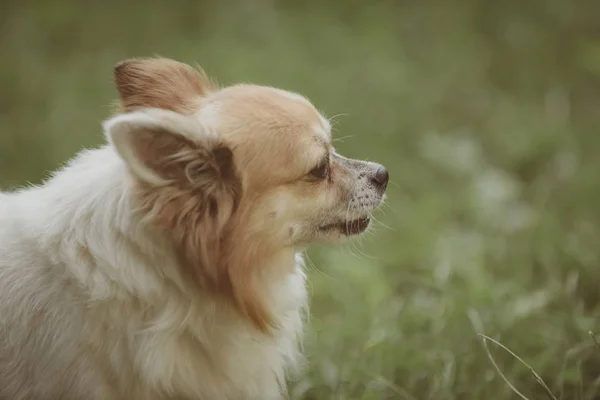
[371,166,389,189]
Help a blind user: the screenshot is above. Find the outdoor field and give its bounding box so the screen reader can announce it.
[2,1,600,398]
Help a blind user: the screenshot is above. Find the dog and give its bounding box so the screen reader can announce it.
[0,57,388,400]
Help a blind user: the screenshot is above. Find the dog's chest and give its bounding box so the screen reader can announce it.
[134,257,308,400]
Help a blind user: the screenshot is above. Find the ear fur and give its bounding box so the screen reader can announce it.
[114,57,214,114]
[104,109,272,330]
[107,59,276,334]
[103,108,229,188]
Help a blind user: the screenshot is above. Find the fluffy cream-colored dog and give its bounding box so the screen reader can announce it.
[0,58,388,400]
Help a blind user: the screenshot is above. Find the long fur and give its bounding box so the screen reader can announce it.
[0,57,387,400]
[0,146,307,399]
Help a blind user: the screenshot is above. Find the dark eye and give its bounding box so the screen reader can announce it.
[309,159,329,179]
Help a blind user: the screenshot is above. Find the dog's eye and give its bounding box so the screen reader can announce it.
[309,159,329,180]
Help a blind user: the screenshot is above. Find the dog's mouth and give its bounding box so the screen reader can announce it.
[319,216,371,236]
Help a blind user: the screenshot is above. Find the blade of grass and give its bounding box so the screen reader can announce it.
[479,334,558,400]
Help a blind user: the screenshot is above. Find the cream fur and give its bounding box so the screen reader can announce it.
[0,57,388,400]
[0,147,307,400]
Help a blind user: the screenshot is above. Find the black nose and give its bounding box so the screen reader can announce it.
[371,166,389,189]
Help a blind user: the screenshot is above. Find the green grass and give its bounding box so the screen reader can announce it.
[2,0,600,398]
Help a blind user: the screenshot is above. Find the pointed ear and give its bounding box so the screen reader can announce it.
[103,108,235,191]
[114,57,214,114]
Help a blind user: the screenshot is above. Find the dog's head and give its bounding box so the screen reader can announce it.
[104,58,388,331]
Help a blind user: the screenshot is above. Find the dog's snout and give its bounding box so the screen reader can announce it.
[371,166,389,190]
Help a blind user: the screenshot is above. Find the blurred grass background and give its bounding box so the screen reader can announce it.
[2,0,600,398]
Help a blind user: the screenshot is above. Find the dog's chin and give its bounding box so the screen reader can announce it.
[316,215,371,242]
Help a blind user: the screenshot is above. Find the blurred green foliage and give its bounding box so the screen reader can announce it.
[2,0,600,398]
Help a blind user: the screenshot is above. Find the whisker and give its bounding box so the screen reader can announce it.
[376,205,389,217]
[351,241,376,259]
[328,113,350,123]
[352,220,377,258]
[332,135,354,144]
[347,246,364,260]
[371,214,395,232]
[345,198,370,259]
[345,198,354,234]
[380,198,397,214]
[305,253,335,281]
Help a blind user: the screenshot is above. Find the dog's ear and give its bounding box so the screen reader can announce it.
[104,109,247,322]
[103,108,237,192]
[114,58,214,114]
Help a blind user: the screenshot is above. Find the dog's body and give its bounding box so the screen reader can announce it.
[0,58,387,399]
[0,148,306,400]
